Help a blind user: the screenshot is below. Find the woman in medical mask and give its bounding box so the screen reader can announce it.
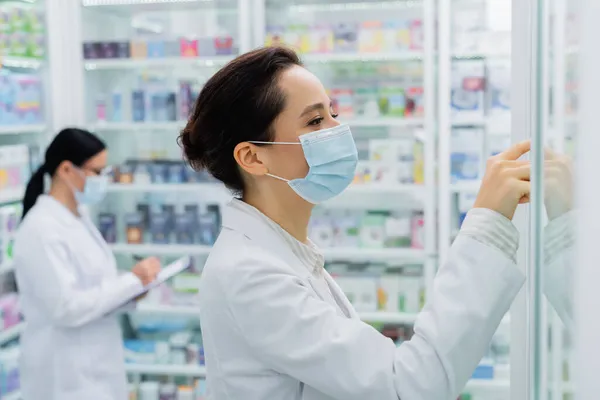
[180,47,530,400]
[13,128,161,400]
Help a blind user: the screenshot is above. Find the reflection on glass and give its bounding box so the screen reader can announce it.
[540,0,579,398]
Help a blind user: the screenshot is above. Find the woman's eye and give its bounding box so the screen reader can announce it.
[308,117,324,126]
[331,113,339,119]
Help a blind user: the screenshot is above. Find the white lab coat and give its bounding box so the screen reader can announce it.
[13,195,143,400]
[199,202,526,400]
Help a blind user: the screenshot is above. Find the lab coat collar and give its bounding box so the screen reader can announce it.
[35,195,114,263]
[36,195,81,228]
[222,200,311,279]
[221,200,359,320]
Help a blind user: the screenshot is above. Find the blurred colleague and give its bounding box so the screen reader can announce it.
[13,128,161,400]
[180,46,532,400]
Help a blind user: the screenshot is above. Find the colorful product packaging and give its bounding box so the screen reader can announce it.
[265,25,285,47]
[359,20,384,53]
[451,60,486,120]
[450,128,484,183]
[333,22,358,52]
[310,24,333,53]
[179,38,199,57]
[330,88,354,117]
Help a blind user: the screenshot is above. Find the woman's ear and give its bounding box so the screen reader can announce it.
[233,142,269,177]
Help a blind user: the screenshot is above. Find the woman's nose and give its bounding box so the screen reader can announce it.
[326,118,342,129]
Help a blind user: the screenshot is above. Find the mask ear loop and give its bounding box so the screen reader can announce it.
[247,141,301,182]
[248,141,301,145]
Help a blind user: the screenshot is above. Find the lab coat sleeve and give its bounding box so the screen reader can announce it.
[543,211,576,327]
[223,236,525,400]
[19,233,144,328]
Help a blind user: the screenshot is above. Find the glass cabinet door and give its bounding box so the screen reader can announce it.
[521,0,579,398]
[445,0,512,398]
[540,0,578,399]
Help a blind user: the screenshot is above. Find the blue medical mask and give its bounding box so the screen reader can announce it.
[250,124,358,204]
[71,169,109,206]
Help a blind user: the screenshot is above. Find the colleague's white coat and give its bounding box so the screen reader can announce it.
[13,195,143,400]
[199,202,526,400]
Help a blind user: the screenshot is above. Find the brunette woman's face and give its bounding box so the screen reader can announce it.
[259,65,340,182]
[58,150,108,192]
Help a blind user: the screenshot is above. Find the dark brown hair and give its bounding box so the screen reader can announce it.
[22,128,106,219]
[179,46,302,194]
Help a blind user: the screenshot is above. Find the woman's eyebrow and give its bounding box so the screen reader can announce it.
[299,102,325,118]
[299,101,334,118]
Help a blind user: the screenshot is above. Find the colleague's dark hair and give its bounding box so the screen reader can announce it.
[22,128,106,218]
[179,46,302,194]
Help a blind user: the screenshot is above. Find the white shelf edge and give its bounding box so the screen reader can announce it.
[91,118,423,131]
[135,304,199,318]
[111,244,425,260]
[83,0,211,7]
[0,186,25,204]
[91,121,185,131]
[84,56,233,70]
[125,363,206,377]
[465,379,510,390]
[106,182,422,195]
[359,311,418,324]
[1,56,44,69]
[0,125,46,135]
[347,118,425,127]
[0,322,25,345]
[107,182,223,193]
[450,181,481,193]
[0,261,15,275]
[134,304,419,325]
[323,247,426,261]
[109,244,212,255]
[3,390,22,400]
[302,52,424,63]
[344,184,425,195]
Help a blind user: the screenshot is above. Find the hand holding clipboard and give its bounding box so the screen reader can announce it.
[127,255,192,302]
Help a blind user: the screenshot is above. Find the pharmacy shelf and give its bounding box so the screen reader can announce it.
[464,379,510,390]
[107,182,224,193]
[112,244,425,262]
[346,118,424,128]
[326,184,426,210]
[451,116,512,134]
[360,312,418,325]
[452,51,512,60]
[0,56,44,70]
[450,181,481,193]
[0,125,46,135]
[125,363,206,377]
[106,182,421,196]
[84,56,233,70]
[91,118,423,132]
[0,261,14,276]
[91,121,184,132]
[0,185,25,204]
[343,184,424,195]
[3,390,22,400]
[323,247,426,262]
[0,323,25,345]
[110,244,212,256]
[134,304,419,326]
[135,303,199,318]
[302,52,423,63]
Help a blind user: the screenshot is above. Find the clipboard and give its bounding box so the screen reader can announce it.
[141,255,192,293]
[114,256,192,312]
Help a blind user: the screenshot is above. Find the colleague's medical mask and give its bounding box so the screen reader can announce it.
[70,169,109,206]
[250,124,358,204]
